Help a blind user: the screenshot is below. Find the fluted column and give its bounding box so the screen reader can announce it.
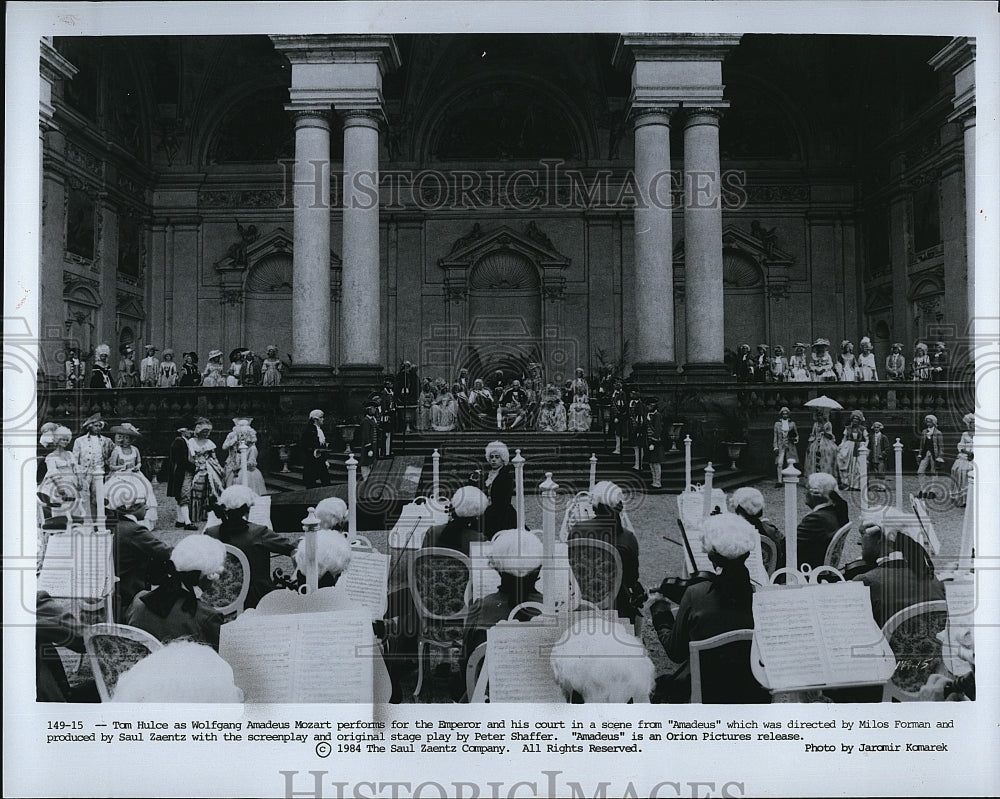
[632,109,676,367]
[340,110,382,367]
[683,108,728,377]
[290,109,332,368]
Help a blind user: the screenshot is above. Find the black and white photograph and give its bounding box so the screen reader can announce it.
[5,2,999,797]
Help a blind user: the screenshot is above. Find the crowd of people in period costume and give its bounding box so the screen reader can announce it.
[36,411,972,705]
[731,339,950,383]
[62,344,289,389]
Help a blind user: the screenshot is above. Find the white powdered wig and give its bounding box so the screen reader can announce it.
[217,484,257,511]
[451,486,489,518]
[590,480,624,511]
[315,497,349,529]
[727,487,764,517]
[550,617,655,703]
[806,472,838,498]
[112,641,243,703]
[488,529,543,576]
[295,530,353,579]
[171,534,226,580]
[484,440,510,463]
[701,514,757,560]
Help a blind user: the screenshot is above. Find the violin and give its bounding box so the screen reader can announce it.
[657,572,717,605]
[841,559,874,580]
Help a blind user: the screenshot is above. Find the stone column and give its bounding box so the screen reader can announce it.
[290,109,333,373]
[340,110,382,368]
[632,109,676,369]
[682,108,728,378]
[930,38,976,336]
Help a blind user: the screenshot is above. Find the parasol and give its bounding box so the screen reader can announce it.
[803,395,843,410]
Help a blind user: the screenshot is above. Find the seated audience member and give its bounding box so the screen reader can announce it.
[203,485,297,609]
[550,616,655,703]
[111,641,244,703]
[795,472,848,571]
[36,591,97,702]
[464,529,544,654]
[649,514,770,704]
[853,516,946,628]
[127,534,227,649]
[315,496,349,535]
[424,486,488,557]
[568,481,645,625]
[252,531,392,703]
[728,487,785,570]
[108,489,173,622]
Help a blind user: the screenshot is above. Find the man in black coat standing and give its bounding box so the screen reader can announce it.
[165,425,197,529]
[357,401,381,481]
[299,409,332,488]
[394,360,419,433]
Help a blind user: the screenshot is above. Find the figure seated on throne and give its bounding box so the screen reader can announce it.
[496,380,529,431]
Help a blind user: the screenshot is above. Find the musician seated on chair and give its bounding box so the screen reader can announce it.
[853,516,945,628]
[107,490,173,623]
[649,514,770,704]
[568,481,646,625]
[728,487,785,571]
[36,591,98,702]
[127,534,227,650]
[550,616,655,703]
[463,529,544,659]
[423,486,488,557]
[112,640,244,703]
[315,497,349,536]
[204,485,297,610]
[795,472,849,571]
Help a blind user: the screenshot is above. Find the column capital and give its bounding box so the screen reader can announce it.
[339,109,382,130]
[633,108,675,128]
[288,108,333,127]
[683,107,726,127]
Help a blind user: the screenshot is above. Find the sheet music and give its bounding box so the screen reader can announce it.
[37,533,113,599]
[943,581,975,676]
[677,488,727,526]
[753,583,892,691]
[486,621,566,703]
[249,494,272,528]
[680,511,769,587]
[219,611,374,704]
[340,548,389,617]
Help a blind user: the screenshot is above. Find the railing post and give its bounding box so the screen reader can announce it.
[589,453,597,492]
[684,435,692,491]
[782,462,801,570]
[513,449,526,531]
[858,440,869,513]
[240,440,249,488]
[94,462,106,531]
[540,472,559,615]
[431,448,440,501]
[959,467,975,572]
[346,452,358,538]
[893,438,905,512]
[702,462,714,520]
[301,507,320,594]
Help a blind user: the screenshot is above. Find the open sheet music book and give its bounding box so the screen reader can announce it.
[485,610,628,702]
[677,488,728,526]
[219,610,375,703]
[752,581,895,692]
[37,532,115,599]
[340,547,389,617]
[943,580,975,676]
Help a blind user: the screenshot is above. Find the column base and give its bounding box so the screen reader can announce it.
[630,362,682,386]
[284,364,336,385]
[682,362,733,383]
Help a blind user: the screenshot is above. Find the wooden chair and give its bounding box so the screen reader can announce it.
[199,544,251,620]
[566,538,622,612]
[507,601,545,621]
[408,547,472,698]
[84,623,163,701]
[759,535,777,576]
[465,642,488,703]
[881,600,949,702]
[350,535,374,549]
[690,629,768,704]
[824,521,854,568]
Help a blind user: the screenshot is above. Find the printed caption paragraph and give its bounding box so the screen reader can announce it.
[44,715,959,757]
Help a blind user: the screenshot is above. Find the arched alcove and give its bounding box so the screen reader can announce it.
[723,248,767,349]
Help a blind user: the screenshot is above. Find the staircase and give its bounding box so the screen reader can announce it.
[264,429,765,497]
